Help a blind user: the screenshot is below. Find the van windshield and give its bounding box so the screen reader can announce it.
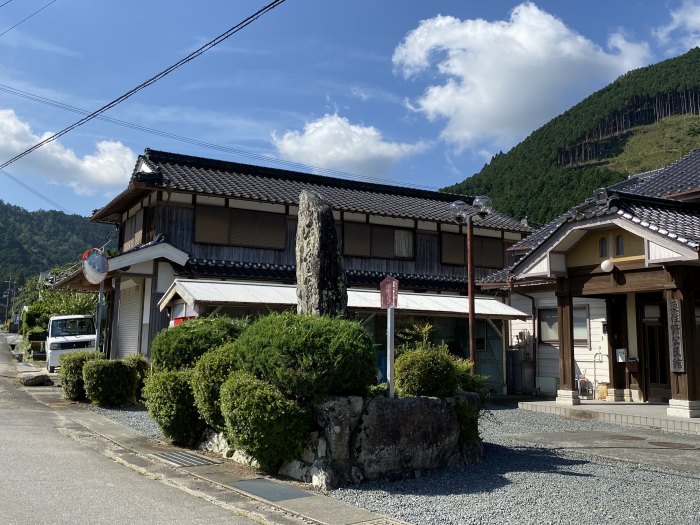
[51,318,95,337]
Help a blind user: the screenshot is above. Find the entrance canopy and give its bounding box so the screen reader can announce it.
[158,279,529,320]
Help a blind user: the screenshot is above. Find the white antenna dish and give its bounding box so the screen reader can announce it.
[82,248,109,285]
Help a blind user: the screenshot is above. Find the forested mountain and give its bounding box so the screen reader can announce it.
[0,200,114,284]
[445,48,700,223]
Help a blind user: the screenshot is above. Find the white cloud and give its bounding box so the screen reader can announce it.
[654,0,700,53]
[0,109,135,195]
[272,113,429,177]
[392,2,651,151]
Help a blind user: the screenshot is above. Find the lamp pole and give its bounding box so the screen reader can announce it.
[450,197,493,365]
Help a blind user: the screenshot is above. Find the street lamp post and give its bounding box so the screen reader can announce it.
[450,196,493,363]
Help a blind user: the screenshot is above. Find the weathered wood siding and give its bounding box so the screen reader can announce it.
[154,203,502,281]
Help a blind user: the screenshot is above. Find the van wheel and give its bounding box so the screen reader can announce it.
[48,366,55,373]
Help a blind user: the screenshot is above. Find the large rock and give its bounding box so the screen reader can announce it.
[352,397,462,481]
[19,373,53,387]
[295,190,347,317]
[315,396,364,461]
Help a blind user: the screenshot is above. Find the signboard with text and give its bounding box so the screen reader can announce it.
[380,276,399,309]
[667,298,685,373]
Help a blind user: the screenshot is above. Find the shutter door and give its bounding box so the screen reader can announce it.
[117,285,142,359]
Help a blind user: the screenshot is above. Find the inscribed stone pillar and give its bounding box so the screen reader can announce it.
[296,190,347,317]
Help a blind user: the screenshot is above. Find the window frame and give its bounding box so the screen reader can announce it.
[342,222,415,260]
[538,305,589,345]
[194,205,287,251]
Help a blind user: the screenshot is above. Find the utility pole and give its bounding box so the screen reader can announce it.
[3,279,11,324]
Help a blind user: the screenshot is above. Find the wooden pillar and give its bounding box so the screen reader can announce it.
[666,268,700,418]
[556,278,579,405]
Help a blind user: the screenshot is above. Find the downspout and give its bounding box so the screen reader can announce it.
[507,277,538,378]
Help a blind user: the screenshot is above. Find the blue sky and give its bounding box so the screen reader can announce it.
[1,0,700,216]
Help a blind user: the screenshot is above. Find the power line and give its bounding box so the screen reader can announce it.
[0,0,287,173]
[0,0,57,39]
[0,82,442,191]
[0,0,16,8]
[0,168,72,212]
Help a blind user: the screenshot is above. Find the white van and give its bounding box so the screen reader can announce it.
[46,315,97,373]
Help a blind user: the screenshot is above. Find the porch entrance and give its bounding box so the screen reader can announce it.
[637,294,671,402]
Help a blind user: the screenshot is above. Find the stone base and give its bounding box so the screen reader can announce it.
[667,399,700,419]
[555,389,581,406]
[606,388,625,402]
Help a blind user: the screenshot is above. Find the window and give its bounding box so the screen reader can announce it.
[343,223,414,259]
[441,233,505,268]
[121,208,144,251]
[194,205,286,249]
[539,306,589,344]
[599,237,608,258]
[615,234,624,256]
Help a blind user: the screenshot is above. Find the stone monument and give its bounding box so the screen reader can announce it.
[296,190,347,317]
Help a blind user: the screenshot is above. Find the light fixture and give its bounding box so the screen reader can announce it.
[600,259,615,273]
[450,197,492,364]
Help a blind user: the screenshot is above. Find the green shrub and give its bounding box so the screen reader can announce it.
[83,360,135,406]
[191,343,238,430]
[150,316,249,371]
[367,383,389,398]
[143,370,206,447]
[124,354,150,401]
[395,349,458,398]
[452,356,488,397]
[455,401,480,447]
[220,371,310,471]
[234,312,376,403]
[59,351,104,401]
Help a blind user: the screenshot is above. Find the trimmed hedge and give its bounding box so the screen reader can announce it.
[220,371,309,471]
[83,360,135,407]
[143,370,206,447]
[234,312,377,403]
[452,356,488,397]
[59,351,104,401]
[150,316,249,371]
[395,349,458,398]
[124,354,150,401]
[191,343,238,430]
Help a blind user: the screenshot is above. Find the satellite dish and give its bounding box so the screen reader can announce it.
[82,248,109,285]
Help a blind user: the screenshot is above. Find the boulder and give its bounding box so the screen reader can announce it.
[352,397,462,481]
[295,190,347,317]
[315,396,364,461]
[19,373,53,387]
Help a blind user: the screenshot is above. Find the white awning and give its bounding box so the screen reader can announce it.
[158,279,529,320]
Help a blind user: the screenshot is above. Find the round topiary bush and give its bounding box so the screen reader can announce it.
[220,371,310,471]
[59,351,105,401]
[124,354,150,401]
[191,342,239,430]
[452,356,488,398]
[143,370,206,447]
[234,312,376,403]
[395,349,458,398]
[83,359,136,407]
[150,316,249,371]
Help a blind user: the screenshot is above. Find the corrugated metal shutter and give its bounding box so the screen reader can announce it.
[117,285,142,359]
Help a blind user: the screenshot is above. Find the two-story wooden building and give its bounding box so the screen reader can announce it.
[484,149,700,417]
[66,149,531,389]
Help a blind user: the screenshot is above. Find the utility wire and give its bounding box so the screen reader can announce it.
[0,0,15,8]
[0,82,441,191]
[0,168,71,212]
[0,0,287,172]
[0,0,57,39]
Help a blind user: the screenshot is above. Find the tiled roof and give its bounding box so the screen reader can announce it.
[609,148,700,198]
[92,149,530,233]
[179,258,472,292]
[481,192,700,285]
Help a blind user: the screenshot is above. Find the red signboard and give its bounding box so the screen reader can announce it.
[380,276,399,309]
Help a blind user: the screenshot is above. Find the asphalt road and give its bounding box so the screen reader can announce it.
[0,332,258,525]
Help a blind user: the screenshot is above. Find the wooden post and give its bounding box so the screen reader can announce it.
[556,278,579,405]
[467,215,476,364]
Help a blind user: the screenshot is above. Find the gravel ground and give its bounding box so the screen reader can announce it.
[86,404,165,440]
[87,401,700,525]
[331,405,700,525]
